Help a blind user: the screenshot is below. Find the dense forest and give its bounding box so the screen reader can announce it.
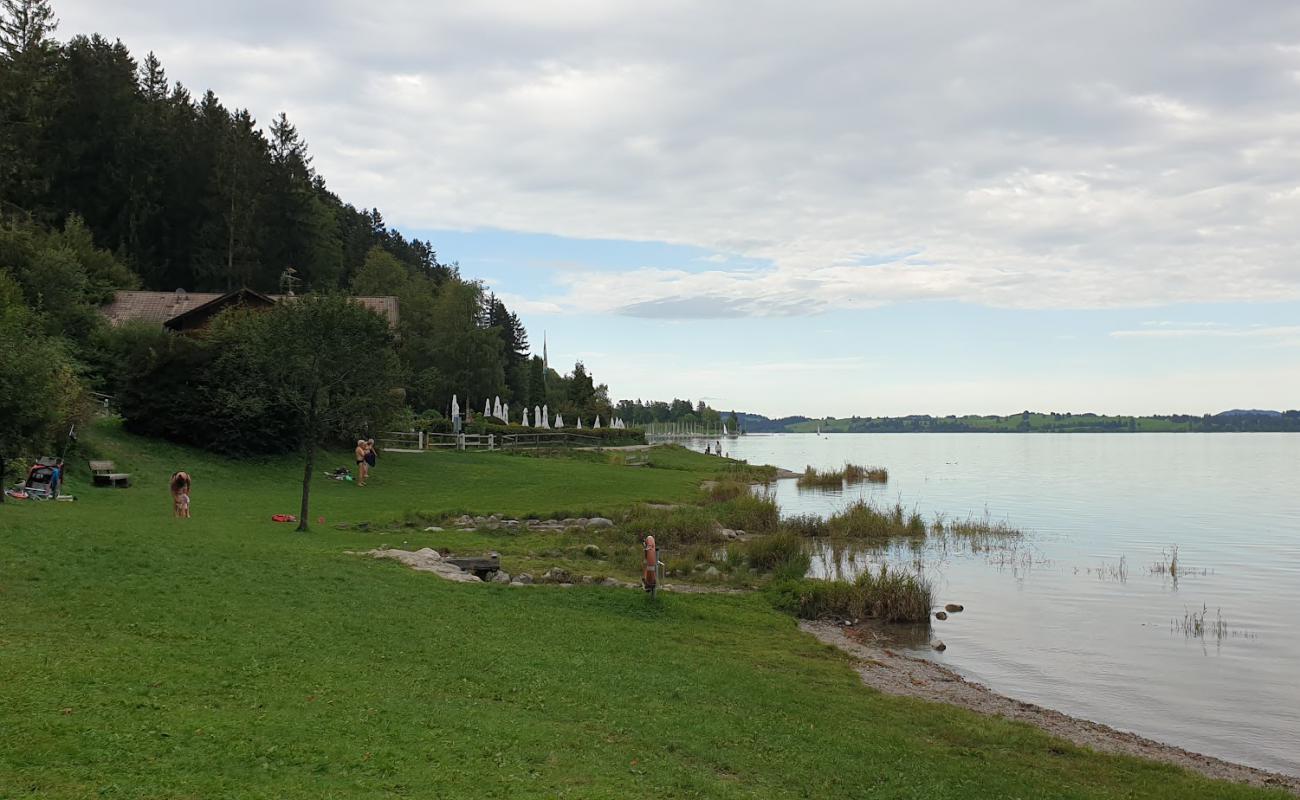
[0,0,634,463]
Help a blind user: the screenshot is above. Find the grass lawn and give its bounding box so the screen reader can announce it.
[0,422,1285,798]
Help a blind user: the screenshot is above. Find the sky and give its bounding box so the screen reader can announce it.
[57,1,1300,416]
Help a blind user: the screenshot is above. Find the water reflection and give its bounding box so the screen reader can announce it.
[712,433,1300,776]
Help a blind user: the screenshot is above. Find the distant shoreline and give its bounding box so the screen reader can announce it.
[735,410,1300,435]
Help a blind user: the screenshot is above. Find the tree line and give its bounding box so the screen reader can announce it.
[0,1,631,461]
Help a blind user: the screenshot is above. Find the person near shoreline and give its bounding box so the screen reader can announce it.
[355,440,369,486]
[170,471,191,518]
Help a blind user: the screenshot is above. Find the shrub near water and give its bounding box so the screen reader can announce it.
[744,533,811,578]
[797,462,888,489]
[716,492,780,533]
[620,504,722,546]
[771,564,934,624]
[825,500,926,540]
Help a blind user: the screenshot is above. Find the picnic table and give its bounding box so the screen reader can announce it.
[89,460,131,488]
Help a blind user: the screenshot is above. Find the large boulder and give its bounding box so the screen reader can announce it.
[491,570,511,584]
[513,572,534,585]
[585,517,614,529]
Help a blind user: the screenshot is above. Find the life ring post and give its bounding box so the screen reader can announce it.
[643,535,662,599]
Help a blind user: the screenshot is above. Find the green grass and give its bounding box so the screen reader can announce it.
[0,420,1284,798]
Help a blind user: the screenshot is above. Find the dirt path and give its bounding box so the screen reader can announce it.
[801,621,1300,795]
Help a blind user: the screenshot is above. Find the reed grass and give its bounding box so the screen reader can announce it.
[784,504,1025,544]
[1175,604,1227,641]
[716,492,780,533]
[782,513,830,537]
[619,504,722,546]
[769,564,934,624]
[824,500,926,540]
[703,478,749,503]
[796,462,889,490]
[743,532,811,578]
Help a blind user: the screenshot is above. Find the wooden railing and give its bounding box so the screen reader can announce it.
[499,432,601,449]
[378,431,609,452]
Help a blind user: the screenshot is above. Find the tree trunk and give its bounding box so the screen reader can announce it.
[297,436,315,532]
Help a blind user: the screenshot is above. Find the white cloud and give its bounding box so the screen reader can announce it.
[1110,324,1300,343]
[57,0,1300,318]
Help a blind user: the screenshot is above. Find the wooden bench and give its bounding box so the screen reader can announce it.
[89,460,131,488]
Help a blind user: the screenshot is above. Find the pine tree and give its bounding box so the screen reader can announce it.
[0,0,57,58]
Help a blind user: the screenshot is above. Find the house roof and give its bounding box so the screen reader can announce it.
[101,290,401,328]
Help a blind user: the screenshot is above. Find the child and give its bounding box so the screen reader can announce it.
[170,471,191,518]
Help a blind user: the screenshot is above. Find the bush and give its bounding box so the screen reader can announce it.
[768,565,933,624]
[796,463,888,489]
[704,479,749,503]
[782,514,830,537]
[744,533,810,578]
[0,289,88,459]
[716,492,780,533]
[621,504,722,547]
[825,500,926,540]
[112,299,403,457]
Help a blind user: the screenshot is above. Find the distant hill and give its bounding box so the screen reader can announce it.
[733,410,1300,433]
[1216,409,1283,418]
[735,412,811,433]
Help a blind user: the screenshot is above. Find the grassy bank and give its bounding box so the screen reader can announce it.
[0,421,1283,798]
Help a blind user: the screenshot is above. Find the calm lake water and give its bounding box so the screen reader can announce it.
[709,433,1300,776]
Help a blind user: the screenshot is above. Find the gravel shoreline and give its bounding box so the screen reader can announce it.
[801,621,1299,795]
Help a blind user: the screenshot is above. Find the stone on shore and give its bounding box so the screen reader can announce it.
[944,603,964,613]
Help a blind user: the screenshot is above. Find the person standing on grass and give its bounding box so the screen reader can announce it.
[170,471,191,518]
[365,438,377,477]
[355,439,368,486]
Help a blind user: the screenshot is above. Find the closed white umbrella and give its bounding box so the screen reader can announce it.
[556,413,564,428]
[541,405,550,429]
[577,418,583,429]
[594,416,601,429]
[522,407,530,427]
[534,405,542,429]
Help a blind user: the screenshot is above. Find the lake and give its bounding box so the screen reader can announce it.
[709,433,1300,776]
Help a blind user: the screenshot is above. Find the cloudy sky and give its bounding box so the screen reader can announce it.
[60,1,1300,416]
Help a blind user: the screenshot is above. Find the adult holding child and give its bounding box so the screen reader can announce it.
[365,438,377,476]
[170,471,191,518]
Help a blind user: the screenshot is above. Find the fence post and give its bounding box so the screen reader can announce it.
[488,434,494,451]
[418,431,425,450]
